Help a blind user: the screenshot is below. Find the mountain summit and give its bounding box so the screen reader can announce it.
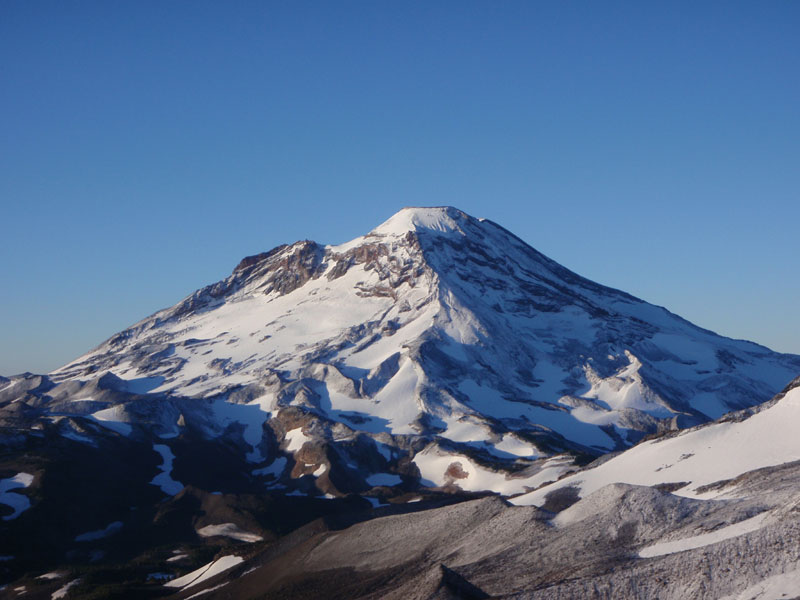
[23,206,797,498]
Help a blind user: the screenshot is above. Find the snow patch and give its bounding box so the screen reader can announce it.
[494,434,540,458]
[0,472,33,521]
[167,553,188,563]
[413,446,572,495]
[89,407,133,436]
[284,427,311,452]
[196,523,263,543]
[52,578,81,599]
[150,444,184,496]
[211,395,274,463]
[164,555,244,590]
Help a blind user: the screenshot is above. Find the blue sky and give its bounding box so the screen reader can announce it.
[1,1,799,374]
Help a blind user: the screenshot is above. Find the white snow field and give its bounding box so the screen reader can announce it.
[514,386,800,507]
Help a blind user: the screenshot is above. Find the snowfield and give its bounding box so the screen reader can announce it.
[514,385,800,507]
[413,445,574,495]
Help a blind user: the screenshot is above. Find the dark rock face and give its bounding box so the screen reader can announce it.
[255,240,325,296]
[233,244,289,274]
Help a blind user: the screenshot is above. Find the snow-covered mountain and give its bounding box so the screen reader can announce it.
[3,206,800,598]
[7,206,798,499]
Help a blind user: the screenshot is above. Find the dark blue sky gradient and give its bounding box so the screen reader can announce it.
[2,1,799,373]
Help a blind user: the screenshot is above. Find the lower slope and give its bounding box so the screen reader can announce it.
[512,378,800,507]
[160,379,800,599]
[175,460,800,599]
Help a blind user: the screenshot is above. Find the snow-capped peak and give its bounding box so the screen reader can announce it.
[369,206,473,237]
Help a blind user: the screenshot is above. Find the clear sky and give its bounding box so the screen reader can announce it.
[1,1,799,375]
